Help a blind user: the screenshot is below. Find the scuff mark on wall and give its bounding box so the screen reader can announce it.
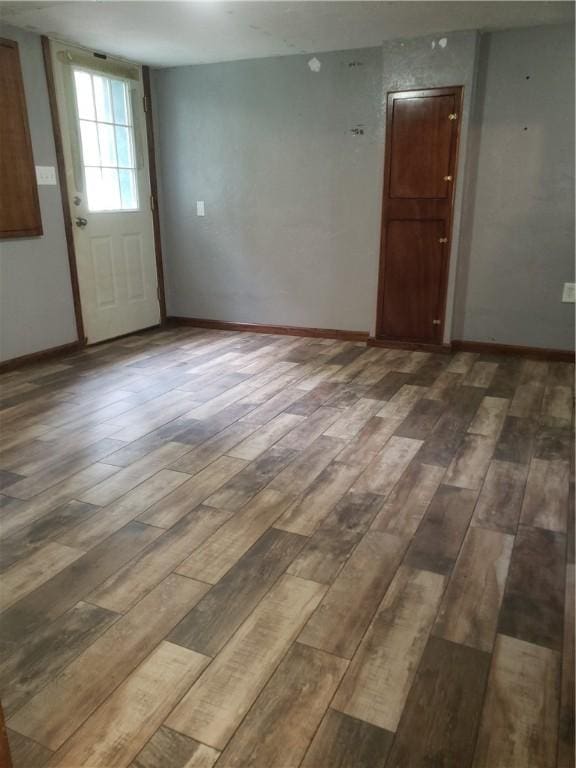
[307,56,321,72]
[431,37,448,50]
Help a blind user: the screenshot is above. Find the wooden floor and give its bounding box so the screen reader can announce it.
[0,326,573,768]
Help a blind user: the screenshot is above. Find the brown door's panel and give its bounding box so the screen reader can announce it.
[0,38,42,238]
[381,220,445,342]
[376,86,462,345]
[389,95,455,199]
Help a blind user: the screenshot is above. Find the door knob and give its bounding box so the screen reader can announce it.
[75,216,87,228]
[432,320,441,325]
[443,176,453,182]
[438,237,448,243]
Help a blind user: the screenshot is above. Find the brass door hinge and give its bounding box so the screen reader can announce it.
[143,95,150,113]
[150,194,156,211]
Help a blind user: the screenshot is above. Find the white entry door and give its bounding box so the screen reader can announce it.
[50,40,160,344]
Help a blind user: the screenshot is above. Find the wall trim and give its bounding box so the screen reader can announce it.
[87,323,162,348]
[451,339,575,363]
[167,316,369,342]
[368,337,451,353]
[168,318,574,359]
[0,341,82,373]
[0,327,571,373]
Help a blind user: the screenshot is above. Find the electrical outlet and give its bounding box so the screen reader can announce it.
[196,201,205,217]
[562,282,576,303]
[35,166,57,185]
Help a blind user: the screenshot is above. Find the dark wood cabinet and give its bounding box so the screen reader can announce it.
[0,38,43,238]
[376,86,462,345]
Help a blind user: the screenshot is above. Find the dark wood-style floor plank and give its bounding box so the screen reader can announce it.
[6,730,52,768]
[130,727,218,768]
[433,526,513,652]
[404,485,477,575]
[558,563,575,768]
[471,459,528,534]
[216,643,347,768]
[498,525,566,651]
[0,500,98,572]
[204,444,297,511]
[301,709,393,768]
[298,531,406,659]
[8,575,209,750]
[493,415,536,464]
[287,527,361,584]
[417,386,485,467]
[165,575,325,750]
[45,641,209,768]
[320,490,384,534]
[88,504,234,613]
[473,634,560,768]
[385,636,491,768]
[333,566,445,731]
[175,488,295,584]
[0,601,118,718]
[0,470,23,491]
[0,521,161,659]
[370,460,444,537]
[520,457,570,532]
[168,527,306,655]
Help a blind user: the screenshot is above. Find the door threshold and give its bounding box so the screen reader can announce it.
[368,336,451,353]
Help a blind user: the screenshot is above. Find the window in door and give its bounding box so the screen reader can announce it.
[73,69,138,212]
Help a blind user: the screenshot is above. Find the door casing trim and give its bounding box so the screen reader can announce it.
[142,65,167,324]
[41,35,85,344]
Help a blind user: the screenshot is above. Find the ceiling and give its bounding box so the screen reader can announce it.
[1,1,573,67]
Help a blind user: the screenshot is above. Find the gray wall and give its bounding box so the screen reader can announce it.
[154,25,574,351]
[152,48,384,332]
[381,30,479,343]
[453,24,575,350]
[0,25,78,363]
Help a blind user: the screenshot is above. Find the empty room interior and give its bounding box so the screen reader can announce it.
[0,0,575,766]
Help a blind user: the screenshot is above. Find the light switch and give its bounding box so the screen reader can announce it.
[562,283,576,303]
[196,201,205,217]
[35,166,57,185]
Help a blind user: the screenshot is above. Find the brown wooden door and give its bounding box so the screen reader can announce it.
[376,86,462,345]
